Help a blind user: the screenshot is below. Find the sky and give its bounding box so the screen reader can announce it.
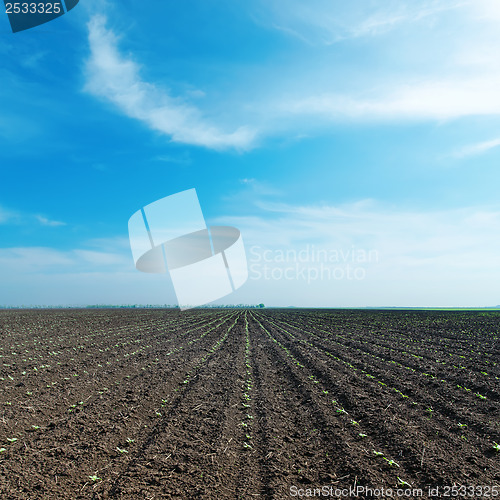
[0,0,499,307]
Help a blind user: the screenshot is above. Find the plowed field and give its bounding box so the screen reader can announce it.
[0,309,498,499]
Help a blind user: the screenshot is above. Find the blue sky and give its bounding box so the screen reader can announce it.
[0,0,499,307]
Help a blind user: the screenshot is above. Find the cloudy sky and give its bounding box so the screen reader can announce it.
[0,0,499,307]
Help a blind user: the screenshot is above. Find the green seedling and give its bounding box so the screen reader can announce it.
[89,475,101,482]
[358,433,368,438]
[126,438,135,444]
[116,447,128,454]
[373,450,383,456]
[6,438,17,443]
[492,442,500,452]
[384,458,400,467]
[31,425,40,430]
[397,478,411,487]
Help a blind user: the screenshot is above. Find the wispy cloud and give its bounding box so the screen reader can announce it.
[220,198,500,269]
[0,244,163,306]
[255,0,467,45]
[0,236,132,274]
[151,152,192,166]
[242,0,500,139]
[0,245,130,274]
[84,15,257,151]
[345,1,468,40]
[0,205,66,228]
[35,215,66,227]
[79,3,500,149]
[210,197,500,306]
[0,247,75,272]
[280,76,500,122]
[219,178,283,210]
[451,137,500,158]
[0,206,17,224]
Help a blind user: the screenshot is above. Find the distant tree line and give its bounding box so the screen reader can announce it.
[0,303,266,309]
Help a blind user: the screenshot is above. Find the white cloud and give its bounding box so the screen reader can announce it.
[280,76,500,122]
[0,243,174,306]
[0,206,16,224]
[0,206,66,227]
[452,137,500,158]
[338,0,467,41]
[246,0,500,131]
[84,15,257,151]
[35,215,66,227]
[214,198,500,306]
[0,247,75,272]
[151,153,192,166]
[255,0,467,45]
[73,249,130,267]
[0,245,130,275]
[472,0,500,20]
[0,201,498,307]
[78,2,500,148]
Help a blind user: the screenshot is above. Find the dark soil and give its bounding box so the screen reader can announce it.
[0,308,498,499]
